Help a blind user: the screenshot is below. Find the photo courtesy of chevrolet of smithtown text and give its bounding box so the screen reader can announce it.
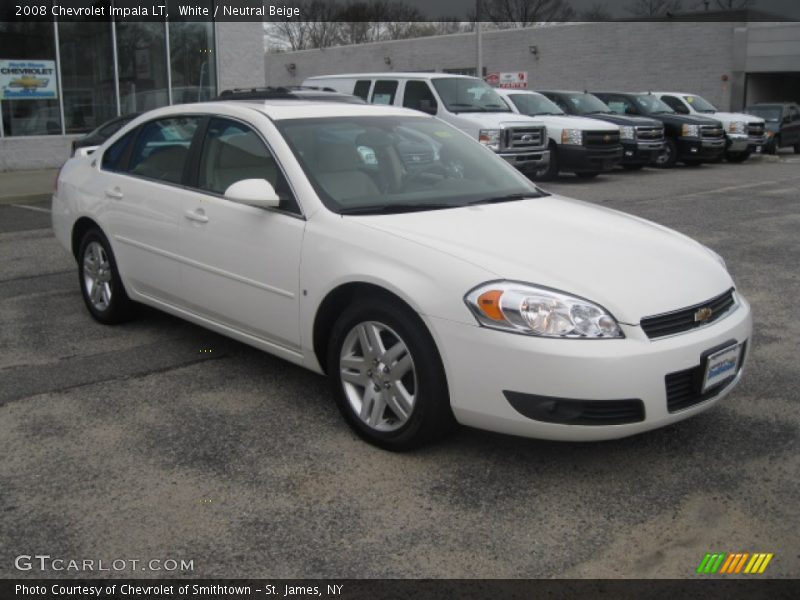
[1,0,799,598]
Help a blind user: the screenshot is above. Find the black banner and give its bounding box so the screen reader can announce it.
[1,0,799,22]
[2,579,800,600]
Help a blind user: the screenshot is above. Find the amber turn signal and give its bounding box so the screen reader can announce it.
[477,290,505,321]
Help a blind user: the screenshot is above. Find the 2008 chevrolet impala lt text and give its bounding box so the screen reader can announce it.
[51,99,752,450]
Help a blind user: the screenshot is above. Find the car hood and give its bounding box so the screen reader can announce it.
[535,114,618,131]
[351,196,733,324]
[704,111,765,125]
[579,113,662,127]
[648,113,722,126]
[448,111,544,129]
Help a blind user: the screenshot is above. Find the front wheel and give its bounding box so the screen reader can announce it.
[726,150,751,163]
[533,143,559,181]
[327,297,454,450]
[654,138,678,168]
[78,228,136,324]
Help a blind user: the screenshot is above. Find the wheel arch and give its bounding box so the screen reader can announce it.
[71,216,103,259]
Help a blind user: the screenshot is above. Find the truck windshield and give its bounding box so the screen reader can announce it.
[277,115,543,215]
[683,95,717,113]
[508,93,565,116]
[562,93,613,115]
[634,94,675,115]
[431,78,511,113]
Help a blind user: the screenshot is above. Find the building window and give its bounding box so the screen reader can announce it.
[58,14,117,134]
[169,4,217,104]
[116,22,170,114]
[0,20,62,136]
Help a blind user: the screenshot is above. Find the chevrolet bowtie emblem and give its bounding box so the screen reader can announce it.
[603,134,610,142]
[695,307,713,322]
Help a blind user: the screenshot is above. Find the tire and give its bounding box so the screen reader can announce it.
[77,228,136,324]
[767,136,780,154]
[575,172,599,179]
[726,150,751,163]
[327,296,455,450]
[654,138,678,168]
[534,142,559,181]
[622,163,645,171]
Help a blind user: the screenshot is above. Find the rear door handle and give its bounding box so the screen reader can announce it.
[105,187,124,200]
[184,208,209,224]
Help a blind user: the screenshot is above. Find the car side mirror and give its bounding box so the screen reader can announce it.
[224,179,280,209]
[418,99,437,115]
[75,146,99,157]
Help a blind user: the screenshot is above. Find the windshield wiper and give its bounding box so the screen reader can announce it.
[466,193,539,206]
[339,202,455,215]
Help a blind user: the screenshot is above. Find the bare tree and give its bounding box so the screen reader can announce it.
[625,0,683,16]
[479,0,576,27]
[580,2,612,20]
[693,0,754,9]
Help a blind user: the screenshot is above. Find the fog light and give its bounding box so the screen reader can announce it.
[690,147,698,153]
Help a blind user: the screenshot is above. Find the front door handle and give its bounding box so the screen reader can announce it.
[105,186,124,200]
[184,208,209,224]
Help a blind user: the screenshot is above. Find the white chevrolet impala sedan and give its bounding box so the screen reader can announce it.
[52,100,752,450]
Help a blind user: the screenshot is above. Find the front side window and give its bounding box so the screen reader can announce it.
[633,94,674,115]
[402,81,437,114]
[431,78,510,113]
[197,118,298,213]
[277,116,544,214]
[660,95,689,114]
[371,80,398,105]
[508,93,564,116]
[101,130,136,172]
[128,116,199,183]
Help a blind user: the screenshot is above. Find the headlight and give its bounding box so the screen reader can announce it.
[727,121,746,134]
[478,129,502,151]
[465,281,623,339]
[560,129,583,145]
[681,124,700,137]
[620,125,635,140]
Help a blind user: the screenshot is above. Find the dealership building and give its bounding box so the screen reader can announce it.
[0,9,262,171]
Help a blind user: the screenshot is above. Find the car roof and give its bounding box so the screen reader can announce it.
[306,72,478,81]
[493,88,542,95]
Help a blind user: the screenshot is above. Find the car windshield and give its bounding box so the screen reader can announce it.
[562,93,612,115]
[508,93,565,116]
[745,106,781,122]
[633,94,675,114]
[431,78,511,113]
[277,116,544,215]
[683,95,717,113]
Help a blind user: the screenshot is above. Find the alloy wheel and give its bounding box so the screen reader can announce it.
[82,241,113,311]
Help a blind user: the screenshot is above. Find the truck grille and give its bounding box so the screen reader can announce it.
[640,288,736,340]
[665,342,746,412]
[636,126,664,142]
[701,125,724,140]
[583,131,620,147]
[505,126,545,150]
[747,122,765,137]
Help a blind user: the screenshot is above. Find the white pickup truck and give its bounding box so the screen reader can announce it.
[303,73,550,175]
[654,92,766,162]
[493,88,623,180]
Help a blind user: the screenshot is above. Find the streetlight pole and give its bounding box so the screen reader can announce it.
[476,0,483,77]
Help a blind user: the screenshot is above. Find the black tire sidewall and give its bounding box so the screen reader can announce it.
[77,228,134,324]
[656,138,677,168]
[326,297,452,450]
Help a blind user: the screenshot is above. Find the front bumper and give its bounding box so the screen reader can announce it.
[726,133,765,152]
[558,144,623,173]
[677,136,726,161]
[427,294,752,441]
[499,149,550,172]
[621,140,664,165]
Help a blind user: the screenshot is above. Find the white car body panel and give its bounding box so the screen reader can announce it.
[52,100,752,443]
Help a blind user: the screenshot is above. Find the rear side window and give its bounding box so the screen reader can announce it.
[371,80,398,105]
[353,80,371,101]
[101,130,136,172]
[402,81,438,114]
[128,117,200,184]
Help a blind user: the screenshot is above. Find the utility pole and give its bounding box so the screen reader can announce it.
[476,0,483,77]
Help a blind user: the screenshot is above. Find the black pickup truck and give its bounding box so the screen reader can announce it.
[592,92,725,168]
[539,90,664,170]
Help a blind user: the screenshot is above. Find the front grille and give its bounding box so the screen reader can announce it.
[701,125,724,140]
[583,131,621,147]
[747,122,765,137]
[640,288,736,340]
[503,391,645,425]
[506,126,545,150]
[665,342,746,412]
[636,126,664,142]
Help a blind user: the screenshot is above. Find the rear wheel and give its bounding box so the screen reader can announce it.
[654,138,678,168]
[77,228,136,324]
[327,296,454,450]
[726,150,751,163]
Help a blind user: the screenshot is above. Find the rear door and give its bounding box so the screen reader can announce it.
[178,116,305,353]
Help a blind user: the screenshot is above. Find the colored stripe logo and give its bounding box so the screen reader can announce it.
[696,552,773,574]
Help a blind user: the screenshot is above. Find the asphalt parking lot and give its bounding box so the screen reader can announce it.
[1,154,799,579]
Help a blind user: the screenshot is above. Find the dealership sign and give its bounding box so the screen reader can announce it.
[486,72,528,89]
[0,60,58,100]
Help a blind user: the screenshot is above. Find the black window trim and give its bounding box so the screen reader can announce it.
[98,111,305,221]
